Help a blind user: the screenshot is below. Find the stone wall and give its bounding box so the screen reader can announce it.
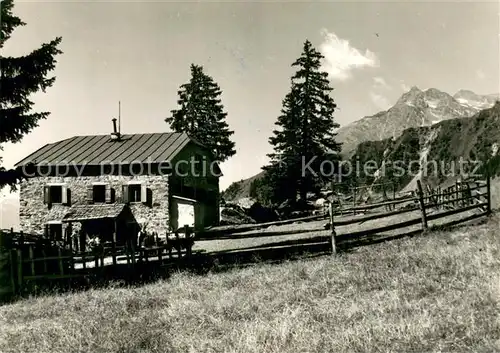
[19,175,169,236]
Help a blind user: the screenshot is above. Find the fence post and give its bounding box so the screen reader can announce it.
[158,242,163,263]
[9,249,17,296]
[416,180,428,232]
[328,202,336,254]
[1,229,17,299]
[81,232,87,270]
[465,182,472,205]
[459,177,464,207]
[130,234,136,265]
[41,249,48,273]
[486,173,492,216]
[56,248,63,275]
[112,232,117,266]
[175,230,182,258]
[28,246,35,276]
[94,247,99,269]
[185,225,193,257]
[16,249,23,294]
[125,238,131,266]
[382,185,390,212]
[16,231,24,294]
[352,187,356,215]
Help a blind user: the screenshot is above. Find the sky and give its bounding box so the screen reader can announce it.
[1,0,499,228]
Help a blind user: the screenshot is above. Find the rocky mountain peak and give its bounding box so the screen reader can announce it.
[396,87,453,107]
[423,87,451,100]
[454,89,476,98]
[397,86,422,104]
[453,89,499,110]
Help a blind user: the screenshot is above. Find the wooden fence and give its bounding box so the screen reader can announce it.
[198,176,491,254]
[327,176,491,253]
[0,225,197,298]
[0,175,492,300]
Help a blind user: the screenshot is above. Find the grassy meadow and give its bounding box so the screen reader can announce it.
[1,213,499,353]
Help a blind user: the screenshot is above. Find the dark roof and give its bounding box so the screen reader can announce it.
[14,132,197,167]
[62,203,129,222]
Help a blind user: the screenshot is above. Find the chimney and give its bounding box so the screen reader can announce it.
[111,118,120,140]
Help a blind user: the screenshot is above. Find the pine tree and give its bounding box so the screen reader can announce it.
[0,0,62,190]
[166,64,236,162]
[264,40,341,206]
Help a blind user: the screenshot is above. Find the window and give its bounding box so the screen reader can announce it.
[45,222,63,241]
[128,184,142,202]
[93,185,106,203]
[86,184,113,204]
[50,186,62,203]
[122,182,148,204]
[43,184,69,205]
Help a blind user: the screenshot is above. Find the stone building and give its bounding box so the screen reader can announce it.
[14,127,221,244]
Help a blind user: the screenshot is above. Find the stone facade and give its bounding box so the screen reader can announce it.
[19,174,169,236]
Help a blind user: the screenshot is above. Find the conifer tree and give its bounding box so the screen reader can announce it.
[0,0,63,190]
[166,64,236,162]
[263,40,341,205]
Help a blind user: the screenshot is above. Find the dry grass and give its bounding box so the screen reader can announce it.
[1,215,500,353]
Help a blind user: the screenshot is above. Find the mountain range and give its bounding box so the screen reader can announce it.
[352,100,500,193]
[223,87,500,201]
[336,87,499,156]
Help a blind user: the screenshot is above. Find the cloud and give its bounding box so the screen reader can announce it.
[400,81,411,92]
[373,76,391,90]
[370,76,392,110]
[319,29,379,81]
[369,91,391,110]
[476,69,485,80]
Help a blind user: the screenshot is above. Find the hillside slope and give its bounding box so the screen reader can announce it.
[1,217,499,353]
[221,171,266,202]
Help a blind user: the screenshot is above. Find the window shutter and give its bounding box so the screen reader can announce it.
[105,184,112,203]
[147,188,153,206]
[122,185,129,203]
[66,189,72,206]
[43,186,51,204]
[140,184,147,203]
[86,185,94,204]
[61,185,68,204]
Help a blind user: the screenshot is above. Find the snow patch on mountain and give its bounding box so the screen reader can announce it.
[454,90,499,110]
[425,99,439,109]
[492,143,499,156]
